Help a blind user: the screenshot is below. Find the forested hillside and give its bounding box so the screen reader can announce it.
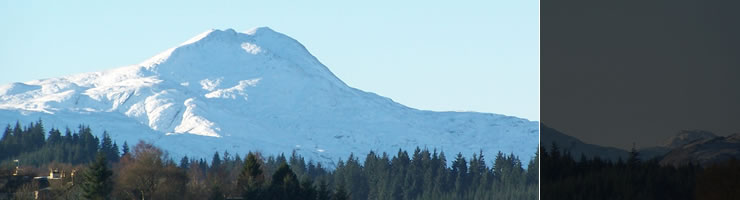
[541,143,740,200]
[0,121,538,200]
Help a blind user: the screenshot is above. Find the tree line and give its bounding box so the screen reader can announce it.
[541,142,740,200]
[0,120,121,167]
[0,121,538,200]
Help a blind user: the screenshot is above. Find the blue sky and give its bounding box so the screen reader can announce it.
[0,0,539,121]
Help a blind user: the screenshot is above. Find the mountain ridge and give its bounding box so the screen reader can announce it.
[0,27,539,165]
[542,124,740,166]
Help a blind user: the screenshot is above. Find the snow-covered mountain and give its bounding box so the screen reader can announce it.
[661,130,717,149]
[660,132,740,166]
[0,27,538,166]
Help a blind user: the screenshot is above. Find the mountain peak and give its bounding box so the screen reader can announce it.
[244,26,277,35]
[0,26,538,166]
[662,130,717,148]
[138,26,334,84]
[179,28,240,46]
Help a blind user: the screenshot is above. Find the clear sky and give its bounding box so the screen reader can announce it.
[0,0,539,121]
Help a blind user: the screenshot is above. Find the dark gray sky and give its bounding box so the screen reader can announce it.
[542,0,740,149]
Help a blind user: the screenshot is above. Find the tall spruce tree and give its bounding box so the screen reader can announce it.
[48,128,62,145]
[269,163,301,200]
[100,131,119,163]
[628,142,640,167]
[180,156,190,169]
[211,152,222,170]
[526,148,539,185]
[238,152,265,199]
[82,152,113,200]
[121,141,130,156]
[332,182,350,200]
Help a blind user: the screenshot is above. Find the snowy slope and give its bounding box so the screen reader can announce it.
[661,130,717,149]
[0,27,538,166]
[660,133,740,166]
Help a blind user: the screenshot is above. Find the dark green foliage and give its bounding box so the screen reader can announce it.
[211,152,222,170]
[238,153,265,199]
[48,128,62,145]
[269,163,302,200]
[180,156,190,169]
[542,145,698,200]
[526,149,538,185]
[0,120,47,162]
[0,122,120,166]
[334,154,367,200]
[301,177,317,200]
[121,141,129,156]
[316,180,332,200]
[1,121,539,200]
[100,132,120,163]
[213,147,537,200]
[82,152,113,200]
[332,182,350,200]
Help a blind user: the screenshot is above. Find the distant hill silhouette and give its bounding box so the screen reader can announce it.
[541,124,629,161]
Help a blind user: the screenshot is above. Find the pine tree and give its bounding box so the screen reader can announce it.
[180,156,190,169]
[452,153,468,194]
[82,152,113,200]
[0,125,11,159]
[100,131,119,163]
[211,152,222,170]
[333,182,350,200]
[317,180,332,200]
[628,142,640,167]
[300,176,317,200]
[111,142,120,162]
[269,163,301,200]
[47,128,62,145]
[63,128,73,144]
[238,153,265,199]
[30,120,45,148]
[526,148,539,185]
[121,141,130,156]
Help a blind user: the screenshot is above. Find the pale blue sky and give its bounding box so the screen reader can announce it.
[0,0,539,120]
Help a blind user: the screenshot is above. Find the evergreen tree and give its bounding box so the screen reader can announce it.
[100,131,119,163]
[627,142,640,167]
[269,163,301,200]
[0,121,543,200]
[317,180,332,200]
[238,152,265,199]
[63,127,73,144]
[1,124,10,140]
[30,120,46,148]
[121,141,130,156]
[47,128,62,145]
[0,125,11,159]
[300,177,317,200]
[112,142,119,161]
[180,156,190,169]
[526,148,539,185]
[82,152,113,200]
[211,152,222,170]
[333,182,350,200]
[452,153,468,194]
